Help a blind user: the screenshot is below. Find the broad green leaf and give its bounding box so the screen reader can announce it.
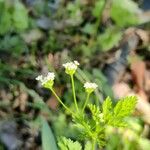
[12,0,28,31]
[41,118,58,150]
[111,0,140,27]
[92,0,105,18]
[58,137,82,150]
[97,27,122,51]
[0,9,11,35]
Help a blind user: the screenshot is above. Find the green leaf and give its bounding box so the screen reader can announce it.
[58,137,82,150]
[114,96,137,118]
[41,118,58,150]
[111,0,140,27]
[92,0,105,18]
[102,97,112,119]
[12,0,28,31]
[82,23,96,35]
[97,27,122,51]
[88,104,101,122]
[0,7,11,35]
[105,96,137,127]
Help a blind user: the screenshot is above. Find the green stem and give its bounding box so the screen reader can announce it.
[50,88,74,115]
[82,93,90,113]
[92,138,96,150]
[70,75,79,112]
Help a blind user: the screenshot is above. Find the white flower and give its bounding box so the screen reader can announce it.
[36,72,55,88]
[46,72,55,81]
[84,82,98,93]
[62,60,79,75]
[36,75,43,82]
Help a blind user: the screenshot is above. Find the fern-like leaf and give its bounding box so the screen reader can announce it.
[114,96,137,118]
[102,97,113,122]
[88,104,101,122]
[58,137,82,150]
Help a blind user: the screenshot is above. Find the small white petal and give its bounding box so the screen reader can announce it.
[36,72,55,86]
[84,82,98,90]
[36,75,43,81]
[63,61,79,71]
[47,72,55,80]
[74,60,79,66]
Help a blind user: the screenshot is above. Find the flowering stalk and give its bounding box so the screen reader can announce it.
[82,82,98,113]
[63,61,79,112]
[71,75,79,112]
[82,92,90,113]
[50,88,74,115]
[36,72,74,115]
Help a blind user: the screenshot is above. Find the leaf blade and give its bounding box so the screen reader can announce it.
[41,118,58,150]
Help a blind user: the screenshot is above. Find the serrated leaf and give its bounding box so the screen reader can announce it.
[114,96,137,118]
[88,104,101,122]
[102,97,112,116]
[41,118,58,150]
[58,137,82,150]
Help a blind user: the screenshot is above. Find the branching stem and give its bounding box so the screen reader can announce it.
[50,88,74,115]
[82,93,90,113]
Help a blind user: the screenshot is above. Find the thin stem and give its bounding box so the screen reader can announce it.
[82,93,90,113]
[92,138,96,150]
[70,75,79,112]
[50,88,74,115]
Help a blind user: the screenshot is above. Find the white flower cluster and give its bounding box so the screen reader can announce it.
[84,82,98,93]
[63,60,79,75]
[36,72,55,88]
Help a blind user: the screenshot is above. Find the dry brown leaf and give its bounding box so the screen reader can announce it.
[13,91,28,111]
[136,29,149,45]
[130,58,146,90]
[19,92,28,112]
[113,82,131,99]
[145,69,150,93]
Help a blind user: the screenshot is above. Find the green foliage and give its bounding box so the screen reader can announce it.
[84,141,92,150]
[88,104,102,122]
[111,0,140,27]
[0,0,28,35]
[102,97,113,122]
[102,96,137,127]
[92,0,105,18]
[105,118,150,150]
[58,137,82,150]
[41,118,58,150]
[12,0,28,31]
[97,27,122,51]
[72,96,137,148]
[114,96,137,118]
